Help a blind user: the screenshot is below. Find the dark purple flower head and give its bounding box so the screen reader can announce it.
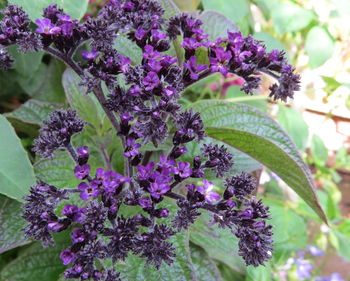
[224,172,256,200]
[33,110,85,158]
[173,110,205,145]
[0,47,14,69]
[202,143,234,177]
[22,182,69,246]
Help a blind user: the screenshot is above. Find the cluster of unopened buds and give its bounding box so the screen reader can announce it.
[0,0,301,280]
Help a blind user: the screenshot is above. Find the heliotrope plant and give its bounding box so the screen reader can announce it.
[0,1,301,280]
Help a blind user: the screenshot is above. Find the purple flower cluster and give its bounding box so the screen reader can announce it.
[0,0,303,279]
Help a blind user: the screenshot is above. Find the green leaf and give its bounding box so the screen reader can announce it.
[331,229,350,262]
[266,201,307,256]
[0,115,36,201]
[305,26,335,68]
[190,244,223,281]
[173,0,200,11]
[191,100,327,223]
[118,231,196,281]
[276,106,309,152]
[246,265,272,281]
[190,212,245,273]
[266,0,314,34]
[8,0,89,21]
[114,35,142,65]
[253,32,289,61]
[199,11,239,41]
[23,59,66,103]
[5,99,59,136]
[202,0,249,23]
[62,68,103,133]
[0,195,29,254]
[34,151,80,189]
[8,46,43,78]
[310,135,328,164]
[157,0,180,18]
[0,233,69,281]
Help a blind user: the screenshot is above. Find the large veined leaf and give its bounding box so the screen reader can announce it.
[191,100,327,223]
[8,0,89,21]
[202,0,249,23]
[0,115,36,201]
[190,244,223,281]
[157,0,180,18]
[199,11,239,41]
[62,69,103,133]
[0,195,29,254]
[0,234,70,281]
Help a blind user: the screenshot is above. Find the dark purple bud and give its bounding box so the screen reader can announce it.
[77,146,89,165]
[71,228,85,243]
[60,249,75,265]
[138,197,153,209]
[74,164,91,180]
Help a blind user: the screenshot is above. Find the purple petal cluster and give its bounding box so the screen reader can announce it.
[2,0,306,278]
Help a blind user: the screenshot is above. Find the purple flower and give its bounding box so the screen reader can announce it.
[157,155,175,170]
[182,37,201,50]
[151,29,166,41]
[35,18,61,35]
[74,164,91,180]
[184,56,207,80]
[118,55,131,73]
[124,138,141,158]
[142,71,160,91]
[60,249,75,265]
[143,45,161,60]
[296,259,313,279]
[197,180,220,204]
[71,229,85,243]
[138,197,153,209]
[135,27,147,40]
[307,245,324,257]
[137,162,155,180]
[174,162,192,178]
[161,55,177,67]
[81,49,99,61]
[103,171,129,193]
[149,182,170,199]
[209,47,232,75]
[146,59,162,73]
[60,23,73,37]
[57,14,73,22]
[78,182,100,200]
[62,204,85,223]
